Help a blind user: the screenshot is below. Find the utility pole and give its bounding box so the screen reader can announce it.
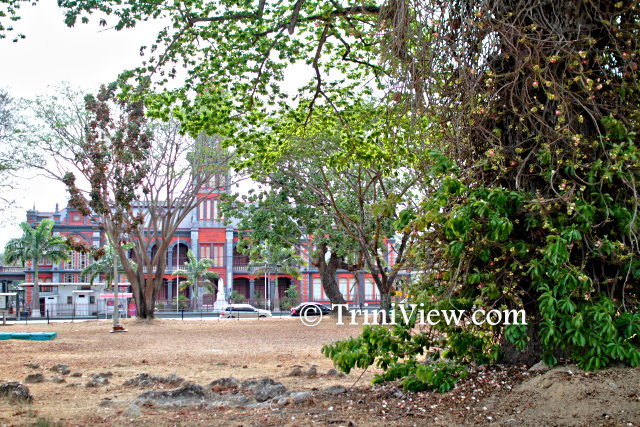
[110,237,126,333]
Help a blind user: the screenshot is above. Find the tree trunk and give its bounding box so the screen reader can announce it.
[315,245,347,307]
[379,289,391,313]
[31,262,41,318]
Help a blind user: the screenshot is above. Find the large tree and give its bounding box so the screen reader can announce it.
[324,0,640,392]
[23,85,233,319]
[236,101,419,311]
[4,219,70,317]
[222,172,362,309]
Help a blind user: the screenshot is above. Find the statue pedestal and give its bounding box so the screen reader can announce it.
[213,285,227,310]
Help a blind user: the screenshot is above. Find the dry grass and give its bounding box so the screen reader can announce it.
[0,317,374,426]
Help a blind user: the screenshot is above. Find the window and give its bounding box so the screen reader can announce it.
[339,278,349,300]
[212,244,224,267]
[64,273,76,283]
[312,278,323,300]
[200,244,211,259]
[89,296,95,304]
[200,244,224,266]
[79,252,88,269]
[67,296,73,304]
[365,278,376,300]
[198,198,220,221]
[40,286,58,293]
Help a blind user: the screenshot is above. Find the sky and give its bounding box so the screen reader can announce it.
[0,2,165,247]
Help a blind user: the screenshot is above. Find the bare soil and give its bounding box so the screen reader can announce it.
[0,318,638,426]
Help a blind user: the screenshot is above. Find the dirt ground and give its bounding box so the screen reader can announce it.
[0,317,639,426]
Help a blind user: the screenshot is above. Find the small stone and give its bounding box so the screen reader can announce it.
[304,366,317,377]
[289,367,303,377]
[70,372,83,378]
[123,404,142,417]
[50,364,71,375]
[0,382,33,403]
[92,371,113,379]
[24,362,40,369]
[86,377,109,387]
[277,397,290,407]
[289,392,313,404]
[242,365,248,369]
[324,385,347,395]
[326,369,339,377]
[24,373,45,384]
[50,376,66,384]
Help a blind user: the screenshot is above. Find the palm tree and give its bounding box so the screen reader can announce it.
[4,219,70,317]
[248,244,302,311]
[175,250,219,309]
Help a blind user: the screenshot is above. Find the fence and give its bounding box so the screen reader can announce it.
[153,296,301,312]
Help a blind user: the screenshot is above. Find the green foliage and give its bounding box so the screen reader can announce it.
[325,0,640,391]
[229,289,245,303]
[175,249,219,304]
[322,320,467,392]
[285,284,299,300]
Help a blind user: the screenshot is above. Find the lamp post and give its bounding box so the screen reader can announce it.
[176,243,180,313]
[264,261,269,310]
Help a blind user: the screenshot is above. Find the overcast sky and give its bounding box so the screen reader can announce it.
[0,2,163,247]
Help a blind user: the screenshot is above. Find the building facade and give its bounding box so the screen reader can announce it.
[2,188,401,315]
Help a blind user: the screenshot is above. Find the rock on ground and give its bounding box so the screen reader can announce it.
[240,378,288,402]
[123,404,142,417]
[124,373,184,388]
[0,382,33,403]
[289,391,314,404]
[24,373,45,384]
[50,364,70,375]
[133,384,209,407]
[324,385,347,395]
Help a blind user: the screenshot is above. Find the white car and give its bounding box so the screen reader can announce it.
[220,304,272,319]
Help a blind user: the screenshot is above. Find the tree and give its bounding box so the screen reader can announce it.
[324,0,640,391]
[233,100,419,311]
[51,1,387,141]
[174,249,219,309]
[4,219,70,317]
[222,173,362,309]
[22,84,234,319]
[247,243,302,310]
[0,88,31,211]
